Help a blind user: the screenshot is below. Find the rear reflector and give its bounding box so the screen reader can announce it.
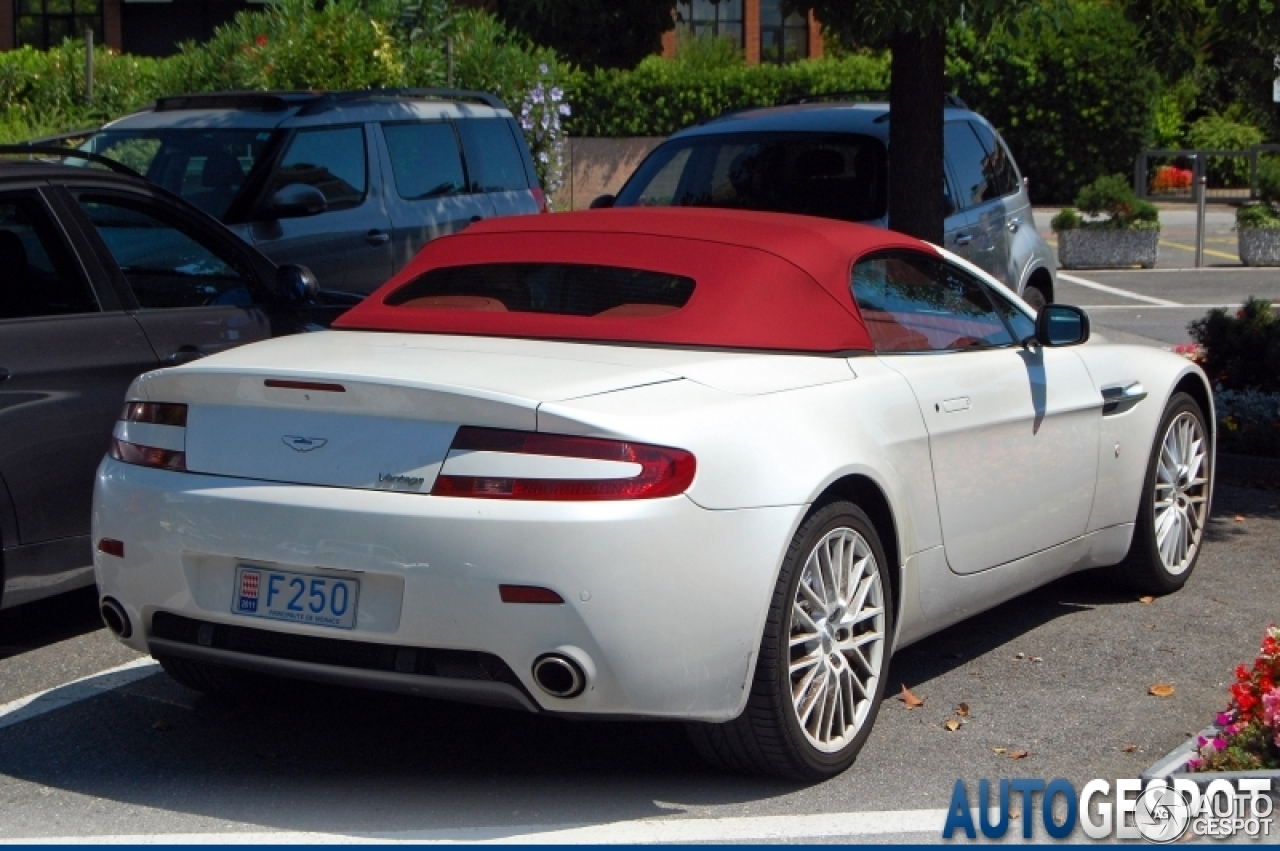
[264,379,346,393]
[432,426,695,501]
[97,538,125,558]
[498,584,564,604]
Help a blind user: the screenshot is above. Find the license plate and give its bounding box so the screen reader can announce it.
[232,565,359,630]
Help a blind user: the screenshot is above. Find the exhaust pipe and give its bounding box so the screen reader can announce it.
[532,652,586,699]
[100,597,132,639]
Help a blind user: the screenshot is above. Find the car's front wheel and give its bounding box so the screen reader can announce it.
[1119,392,1212,594]
[686,501,892,780]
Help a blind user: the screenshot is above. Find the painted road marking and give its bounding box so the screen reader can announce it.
[1080,303,1279,311]
[0,809,951,844]
[1159,238,1239,261]
[0,657,158,732]
[1057,273,1182,306]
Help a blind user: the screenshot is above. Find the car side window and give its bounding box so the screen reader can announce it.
[455,119,530,193]
[270,126,367,210]
[944,121,996,209]
[967,121,1020,199]
[851,252,1015,353]
[0,192,98,320]
[381,122,467,200]
[74,193,260,310]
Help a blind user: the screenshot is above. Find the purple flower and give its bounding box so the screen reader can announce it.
[1217,711,1234,727]
[1212,736,1227,750]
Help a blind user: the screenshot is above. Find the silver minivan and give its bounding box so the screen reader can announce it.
[604,98,1057,309]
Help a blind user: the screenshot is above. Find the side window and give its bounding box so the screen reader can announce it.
[967,121,1020,199]
[381,122,467,200]
[455,118,531,193]
[0,192,98,320]
[851,252,1015,353]
[75,193,259,309]
[270,126,367,210]
[943,121,993,209]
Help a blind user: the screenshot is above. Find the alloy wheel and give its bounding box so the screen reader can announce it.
[1152,410,1209,575]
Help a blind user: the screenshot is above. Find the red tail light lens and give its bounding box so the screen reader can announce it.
[110,402,188,471]
[499,584,564,604]
[432,427,695,501]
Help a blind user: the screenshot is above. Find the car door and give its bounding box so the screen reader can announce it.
[851,250,1099,574]
[967,120,1031,289]
[63,186,277,364]
[944,120,1009,286]
[243,124,394,294]
[375,120,490,275]
[0,186,158,551]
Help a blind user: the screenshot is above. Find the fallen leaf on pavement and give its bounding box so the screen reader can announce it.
[944,719,961,732]
[957,702,970,717]
[992,747,1007,754]
[900,684,924,708]
[1234,515,1245,523]
[1030,656,1043,663]
[151,720,173,731]
[1137,595,1155,604]
[1149,684,1176,697]
[1008,750,1029,760]
[1121,744,1138,753]
[1013,652,1026,660]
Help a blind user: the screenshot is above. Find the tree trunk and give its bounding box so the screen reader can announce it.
[888,27,945,245]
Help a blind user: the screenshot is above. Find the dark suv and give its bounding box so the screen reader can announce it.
[604,97,1056,308]
[82,89,546,294]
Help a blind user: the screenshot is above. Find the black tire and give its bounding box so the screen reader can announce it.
[1022,285,1048,312]
[1118,392,1211,595]
[156,654,262,696]
[685,501,893,781]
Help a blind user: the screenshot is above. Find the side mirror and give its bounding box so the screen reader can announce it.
[1034,304,1090,347]
[268,184,327,219]
[276,264,319,305]
[589,194,615,209]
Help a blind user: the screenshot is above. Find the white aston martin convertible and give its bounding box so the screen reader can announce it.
[93,208,1213,780]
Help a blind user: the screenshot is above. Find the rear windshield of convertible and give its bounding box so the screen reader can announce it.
[384,263,696,318]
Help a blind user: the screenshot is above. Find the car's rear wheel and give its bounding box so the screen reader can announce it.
[686,501,892,780]
[1119,392,1211,594]
[156,654,262,696]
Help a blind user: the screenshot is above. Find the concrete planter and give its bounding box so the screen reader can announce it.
[1057,228,1160,269]
[1238,228,1280,266]
[1142,727,1280,797]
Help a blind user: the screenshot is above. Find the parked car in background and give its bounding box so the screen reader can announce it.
[0,152,357,610]
[80,89,546,295]
[95,208,1211,781]
[602,95,1057,309]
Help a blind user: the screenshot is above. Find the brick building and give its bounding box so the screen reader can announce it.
[0,0,261,55]
[662,0,822,64]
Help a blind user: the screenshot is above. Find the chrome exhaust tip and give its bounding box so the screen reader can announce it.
[531,653,586,699]
[100,597,132,638]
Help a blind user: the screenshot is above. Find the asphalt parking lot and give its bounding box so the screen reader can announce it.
[2,213,1277,842]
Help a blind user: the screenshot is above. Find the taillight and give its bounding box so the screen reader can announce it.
[432,427,695,501]
[109,402,188,471]
[530,187,550,213]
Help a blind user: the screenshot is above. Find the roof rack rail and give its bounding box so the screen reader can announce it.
[784,90,968,109]
[294,88,509,117]
[0,145,144,179]
[154,92,299,113]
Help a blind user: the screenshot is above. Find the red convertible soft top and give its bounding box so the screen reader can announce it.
[334,208,936,353]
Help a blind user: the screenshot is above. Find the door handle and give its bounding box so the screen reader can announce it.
[1008,217,1022,233]
[366,229,390,246]
[953,233,974,246]
[939,396,971,413]
[0,367,9,382]
[163,346,205,366]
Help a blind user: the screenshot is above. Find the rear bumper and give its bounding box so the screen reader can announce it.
[93,458,802,720]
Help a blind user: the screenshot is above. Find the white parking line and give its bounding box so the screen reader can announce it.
[1057,273,1182,306]
[0,657,158,732]
[0,808,949,844]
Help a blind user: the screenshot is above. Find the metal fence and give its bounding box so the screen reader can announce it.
[1134,145,1280,202]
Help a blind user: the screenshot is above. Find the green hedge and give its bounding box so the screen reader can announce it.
[564,53,889,138]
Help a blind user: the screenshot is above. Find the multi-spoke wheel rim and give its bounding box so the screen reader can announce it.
[1153,411,1209,575]
[788,527,886,753]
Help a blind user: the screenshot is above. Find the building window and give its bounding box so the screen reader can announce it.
[675,0,744,47]
[760,0,809,64]
[15,0,103,49]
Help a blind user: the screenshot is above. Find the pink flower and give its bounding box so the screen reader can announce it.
[255,34,267,47]
[1212,736,1227,750]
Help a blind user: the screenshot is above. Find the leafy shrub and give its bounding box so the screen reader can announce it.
[1236,203,1280,230]
[564,53,889,138]
[1185,113,1265,187]
[1056,174,1160,230]
[951,0,1159,205]
[1258,155,1280,205]
[1189,297,1280,393]
[1213,386,1280,458]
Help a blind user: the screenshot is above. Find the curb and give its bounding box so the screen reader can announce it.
[1142,727,1280,796]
